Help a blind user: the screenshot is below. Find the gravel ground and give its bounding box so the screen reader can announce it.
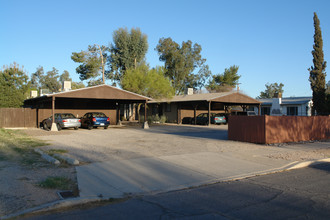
[29,124,330,164]
[1,124,329,217]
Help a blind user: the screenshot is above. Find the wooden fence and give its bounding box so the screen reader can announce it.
[0,108,117,128]
[228,115,330,144]
[0,108,36,128]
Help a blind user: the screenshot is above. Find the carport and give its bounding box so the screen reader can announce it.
[148,91,261,125]
[24,84,151,130]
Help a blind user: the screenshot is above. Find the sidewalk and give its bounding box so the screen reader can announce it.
[76,150,297,199]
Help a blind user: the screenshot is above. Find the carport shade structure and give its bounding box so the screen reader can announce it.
[24,84,152,128]
[149,91,261,125]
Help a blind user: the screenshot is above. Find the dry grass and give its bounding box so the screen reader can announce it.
[0,128,48,167]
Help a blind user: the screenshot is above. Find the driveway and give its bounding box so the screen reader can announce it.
[30,124,330,199]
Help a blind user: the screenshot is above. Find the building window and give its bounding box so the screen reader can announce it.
[261,107,270,115]
[165,103,171,112]
[287,106,298,116]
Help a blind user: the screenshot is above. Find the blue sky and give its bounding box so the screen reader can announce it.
[1,0,329,98]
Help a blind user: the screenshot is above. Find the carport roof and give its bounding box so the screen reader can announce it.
[25,84,152,103]
[149,91,260,104]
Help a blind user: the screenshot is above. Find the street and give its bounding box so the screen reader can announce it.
[22,162,330,220]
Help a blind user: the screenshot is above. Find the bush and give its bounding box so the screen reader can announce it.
[160,115,167,123]
[154,114,160,123]
[147,116,153,124]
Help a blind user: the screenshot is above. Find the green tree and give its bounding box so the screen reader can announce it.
[108,27,148,82]
[308,12,327,115]
[121,64,174,99]
[71,81,85,90]
[257,82,284,99]
[59,70,72,83]
[41,67,61,93]
[156,38,208,94]
[71,44,108,84]
[326,80,330,113]
[30,66,44,90]
[206,65,241,92]
[0,63,30,108]
[326,80,330,94]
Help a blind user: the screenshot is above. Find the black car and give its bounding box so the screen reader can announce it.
[80,112,110,130]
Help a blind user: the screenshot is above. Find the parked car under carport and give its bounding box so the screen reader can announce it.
[42,113,81,131]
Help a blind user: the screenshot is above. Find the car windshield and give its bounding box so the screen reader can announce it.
[61,113,76,119]
[92,113,106,117]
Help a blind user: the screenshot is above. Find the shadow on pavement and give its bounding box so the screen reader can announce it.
[135,124,228,141]
[309,162,330,173]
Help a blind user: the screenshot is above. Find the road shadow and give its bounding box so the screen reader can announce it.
[133,124,228,141]
[309,162,330,173]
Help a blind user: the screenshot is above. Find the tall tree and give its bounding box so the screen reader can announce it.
[156,38,208,94]
[41,67,61,93]
[308,12,327,115]
[108,27,148,82]
[71,81,85,90]
[257,82,284,99]
[71,44,108,84]
[326,80,330,114]
[326,80,330,94]
[0,63,30,108]
[121,64,174,99]
[31,66,44,90]
[59,70,72,83]
[206,65,241,92]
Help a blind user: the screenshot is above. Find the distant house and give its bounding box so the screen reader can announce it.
[255,97,313,116]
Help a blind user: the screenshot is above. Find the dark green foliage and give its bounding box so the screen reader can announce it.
[32,67,83,92]
[309,12,327,115]
[41,67,61,93]
[59,70,72,83]
[71,44,108,84]
[87,79,103,87]
[71,81,85,90]
[156,38,209,94]
[326,81,330,113]
[0,63,30,108]
[121,64,174,99]
[207,65,241,92]
[30,66,44,90]
[257,83,284,99]
[108,27,148,82]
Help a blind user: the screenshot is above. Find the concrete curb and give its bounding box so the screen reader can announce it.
[286,158,330,170]
[54,153,79,165]
[0,197,105,220]
[34,149,60,165]
[33,148,80,166]
[2,158,329,219]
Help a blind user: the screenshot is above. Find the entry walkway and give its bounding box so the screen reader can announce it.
[76,151,294,199]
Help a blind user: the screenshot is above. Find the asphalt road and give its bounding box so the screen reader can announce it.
[22,162,330,220]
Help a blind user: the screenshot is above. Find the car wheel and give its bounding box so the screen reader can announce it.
[74,127,79,130]
[43,122,49,131]
[88,124,93,130]
[104,126,108,129]
[57,123,62,131]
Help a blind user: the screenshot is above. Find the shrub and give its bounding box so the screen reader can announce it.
[160,115,167,123]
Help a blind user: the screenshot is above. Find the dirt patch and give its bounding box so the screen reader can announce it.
[0,129,77,217]
[0,161,76,217]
